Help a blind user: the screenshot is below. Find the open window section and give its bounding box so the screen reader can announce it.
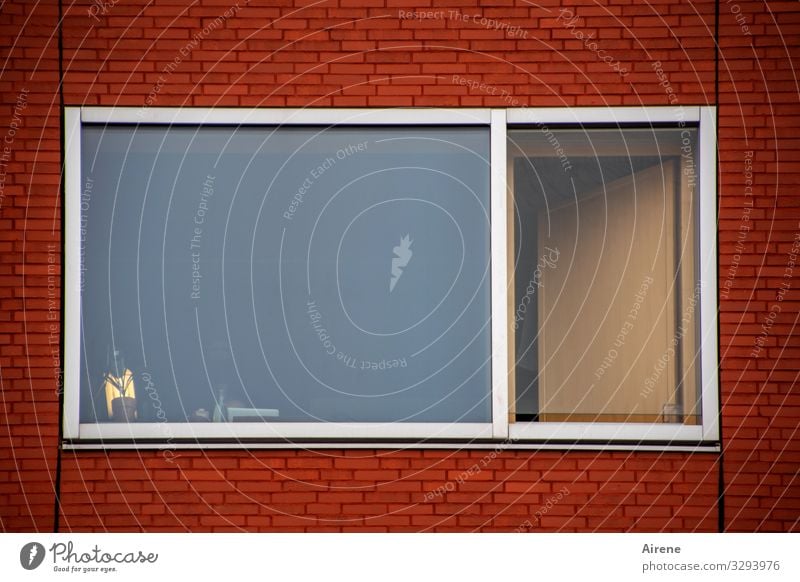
[76,123,493,431]
[508,127,701,427]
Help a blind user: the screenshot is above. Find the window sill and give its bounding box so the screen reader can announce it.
[66,421,719,452]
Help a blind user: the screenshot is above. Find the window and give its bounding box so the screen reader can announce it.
[63,107,718,446]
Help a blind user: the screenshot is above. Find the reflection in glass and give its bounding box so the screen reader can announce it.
[79,125,492,424]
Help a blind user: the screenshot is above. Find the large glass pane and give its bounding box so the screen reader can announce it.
[79,125,491,424]
[508,127,700,424]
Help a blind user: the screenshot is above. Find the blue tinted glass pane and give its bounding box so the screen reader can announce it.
[79,125,491,424]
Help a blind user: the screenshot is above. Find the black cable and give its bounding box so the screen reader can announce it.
[53,0,65,533]
[714,0,726,534]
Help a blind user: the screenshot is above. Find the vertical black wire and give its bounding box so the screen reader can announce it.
[53,0,65,533]
[714,0,726,534]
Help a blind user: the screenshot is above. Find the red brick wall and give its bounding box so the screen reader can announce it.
[0,0,62,532]
[55,451,718,532]
[1,0,797,532]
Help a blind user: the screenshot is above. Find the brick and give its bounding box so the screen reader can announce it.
[2,0,797,535]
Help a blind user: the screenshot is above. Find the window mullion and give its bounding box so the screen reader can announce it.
[490,109,510,440]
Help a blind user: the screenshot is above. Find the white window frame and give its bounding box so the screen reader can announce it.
[63,106,718,446]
